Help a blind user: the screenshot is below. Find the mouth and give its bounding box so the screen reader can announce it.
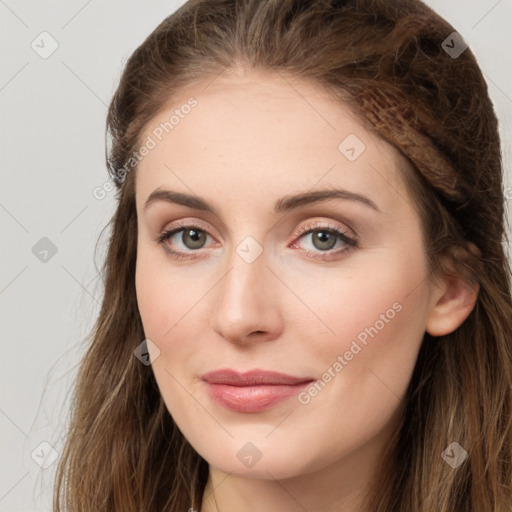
[201,369,315,413]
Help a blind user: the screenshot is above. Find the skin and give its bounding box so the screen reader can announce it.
[134,67,478,512]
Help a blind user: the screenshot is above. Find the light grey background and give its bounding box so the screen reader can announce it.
[1,1,511,511]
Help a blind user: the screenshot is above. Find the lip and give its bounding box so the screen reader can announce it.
[201,369,315,413]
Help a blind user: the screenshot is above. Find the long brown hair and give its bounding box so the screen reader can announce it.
[54,1,512,510]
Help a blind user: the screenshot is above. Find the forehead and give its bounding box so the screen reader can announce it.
[134,69,408,216]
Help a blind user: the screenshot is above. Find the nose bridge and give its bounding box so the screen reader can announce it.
[210,233,282,342]
[219,220,271,299]
[220,237,269,313]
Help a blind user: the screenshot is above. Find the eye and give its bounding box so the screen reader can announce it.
[156,222,216,260]
[290,223,358,260]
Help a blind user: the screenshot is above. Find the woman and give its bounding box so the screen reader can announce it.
[54,0,512,510]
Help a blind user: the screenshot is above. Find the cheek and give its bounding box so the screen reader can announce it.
[135,242,199,340]
[135,263,166,341]
[295,245,429,415]
[135,252,202,429]
[135,246,208,388]
[290,248,430,430]
[286,249,427,358]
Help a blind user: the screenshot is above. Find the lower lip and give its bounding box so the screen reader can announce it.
[204,382,312,413]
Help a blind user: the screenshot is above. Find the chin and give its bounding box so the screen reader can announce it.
[189,434,329,481]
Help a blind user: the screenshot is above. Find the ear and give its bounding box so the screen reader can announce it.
[425,244,480,337]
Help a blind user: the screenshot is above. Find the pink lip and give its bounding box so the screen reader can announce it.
[201,369,315,413]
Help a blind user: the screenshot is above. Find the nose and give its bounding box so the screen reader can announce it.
[210,241,283,345]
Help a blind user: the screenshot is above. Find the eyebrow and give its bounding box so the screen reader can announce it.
[143,187,382,215]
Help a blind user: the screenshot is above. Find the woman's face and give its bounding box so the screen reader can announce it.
[134,69,441,481]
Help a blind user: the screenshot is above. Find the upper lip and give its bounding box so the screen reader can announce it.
[201,369,315,386]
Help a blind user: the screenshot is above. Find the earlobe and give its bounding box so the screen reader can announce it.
[425,251,480,337]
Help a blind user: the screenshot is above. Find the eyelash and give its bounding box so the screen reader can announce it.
[156,220,358,261]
